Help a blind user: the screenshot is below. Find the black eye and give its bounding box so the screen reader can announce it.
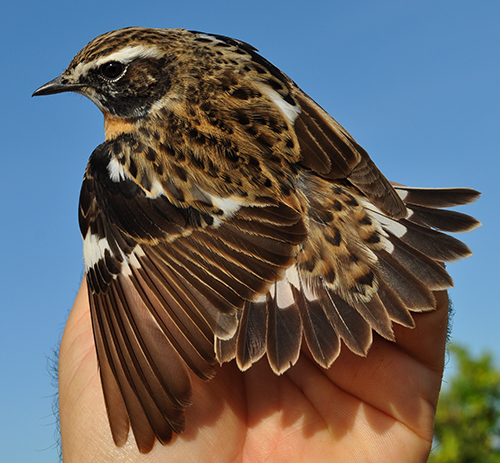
[99,61,125,80]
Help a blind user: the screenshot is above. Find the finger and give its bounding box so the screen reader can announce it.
[392,290,450,374]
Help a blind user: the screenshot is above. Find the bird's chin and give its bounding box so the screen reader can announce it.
[81,91,110,113]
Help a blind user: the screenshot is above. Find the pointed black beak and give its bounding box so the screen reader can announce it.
[32,76,81,97]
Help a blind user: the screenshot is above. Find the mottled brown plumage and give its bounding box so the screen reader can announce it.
[33,27,480,453]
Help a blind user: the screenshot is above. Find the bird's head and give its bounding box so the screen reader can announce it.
[32,27,179,119]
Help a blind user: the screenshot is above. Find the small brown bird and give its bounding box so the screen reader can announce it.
[33,27,480,453]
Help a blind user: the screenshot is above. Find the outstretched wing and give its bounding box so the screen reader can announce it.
[79,141,307,452]
[219,180,480,377]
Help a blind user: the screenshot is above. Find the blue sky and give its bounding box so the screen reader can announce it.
[2,1,498,461]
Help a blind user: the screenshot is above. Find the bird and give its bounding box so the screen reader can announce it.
[33,27,480,453]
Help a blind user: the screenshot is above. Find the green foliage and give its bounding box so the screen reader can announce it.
[429,344,500,463]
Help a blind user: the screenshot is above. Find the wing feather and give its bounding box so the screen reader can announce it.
[80,143,307,449]
[292,273,341,369]
[294,90,406,218]
[322,288,373,356]
[394,186,481,208]
[294,91,361,178]
[235,300,268,371]
[265,284,303,375]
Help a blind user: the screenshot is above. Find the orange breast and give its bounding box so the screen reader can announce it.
[104,112,136,140]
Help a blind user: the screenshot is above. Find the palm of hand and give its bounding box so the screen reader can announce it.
[59,281,447,462]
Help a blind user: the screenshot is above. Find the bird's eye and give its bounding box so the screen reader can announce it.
[99,61,126,80]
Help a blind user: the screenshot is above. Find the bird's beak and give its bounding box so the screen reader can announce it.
[32,76,81,97]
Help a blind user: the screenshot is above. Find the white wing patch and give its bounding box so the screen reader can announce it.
[193,188,244,225]
[195,33,226,45]
[208,194,243,217]
[83,229,144,277]
[276,280,295,309]
[121,245,145,276]
[145,176,166,199]
[260,266,304,309]
[256,83,301,125]
[359,198,409,254]
[395,188,409,201]
[287,265,319,303]
[107,157,133,182]
[361,199,408,238]
[83,232,113,272]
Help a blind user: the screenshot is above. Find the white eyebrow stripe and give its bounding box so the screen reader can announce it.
[94,45,164,66]
[72,45,163,79]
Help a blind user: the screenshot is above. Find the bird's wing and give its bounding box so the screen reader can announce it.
[198,31,407,219]
[217,181,481,377]
[293,89,408,218]
[79,141,307,452]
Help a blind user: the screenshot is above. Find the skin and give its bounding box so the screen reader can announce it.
[59,279,448,462]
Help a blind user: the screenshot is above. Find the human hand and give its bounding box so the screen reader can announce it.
[58,279,447,462]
